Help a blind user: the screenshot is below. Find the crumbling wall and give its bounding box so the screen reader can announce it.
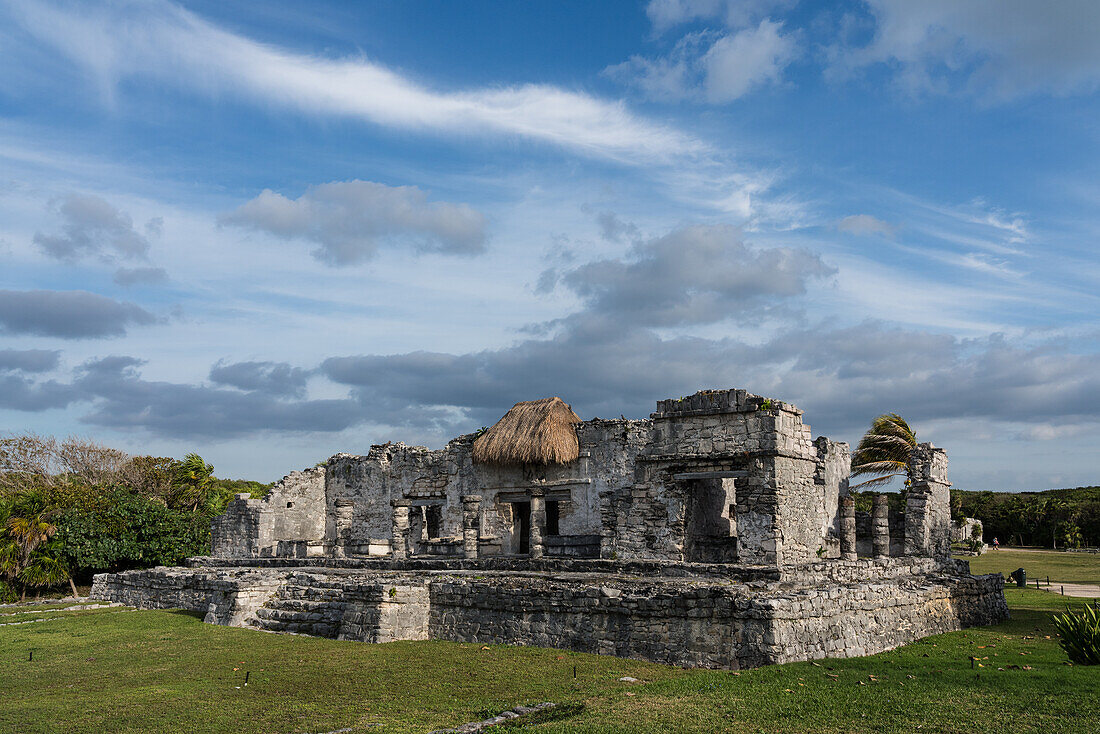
[609,390,837,567]
[210,467,326,558]
[905,443,953,559]
[89,567,286,626]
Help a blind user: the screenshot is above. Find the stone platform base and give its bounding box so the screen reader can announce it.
[90,557,1007,670]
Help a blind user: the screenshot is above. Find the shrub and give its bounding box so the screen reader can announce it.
[0,579,17,604]
[55,489,210,577]
[1052,603,1100,665]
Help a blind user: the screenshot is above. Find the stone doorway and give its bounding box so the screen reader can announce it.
[683,477,738,562]
[512,501,531,554]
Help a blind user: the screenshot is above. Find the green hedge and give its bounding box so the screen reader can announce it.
[55,489,211,578]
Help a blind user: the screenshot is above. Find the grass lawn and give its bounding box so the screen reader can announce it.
[2,588,1098,734]
[964,548,1100,585]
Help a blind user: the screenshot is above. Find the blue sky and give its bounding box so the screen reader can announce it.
[1,0,1099,489]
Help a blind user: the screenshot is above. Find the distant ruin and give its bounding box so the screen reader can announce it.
[92,388,1007,669]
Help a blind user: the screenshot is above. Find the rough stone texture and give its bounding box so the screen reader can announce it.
[210,467,325,558]
[905,444,953,559]
[91,387,1009,670]
[872,493,890,558]
[91,557,1007,670]
[839,497,856,561]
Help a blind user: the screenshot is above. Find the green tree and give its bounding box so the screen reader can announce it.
[0,489,76,599]
[171,454,214,512]
[850,413,918,489]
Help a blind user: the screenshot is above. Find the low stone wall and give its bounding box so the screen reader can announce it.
[762,573,1007,664]
[91,560,1008,670]
[90,567,288,626]
[428,577,769,669]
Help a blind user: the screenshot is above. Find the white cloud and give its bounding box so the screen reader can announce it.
[606,15,797,103]
[33,193,150,262]
[702,20,796,102]
[646,0,796,34]
[6,1,703,164]
[219,180,487,265]
[842,0,1100,101]
[836,214,895,237]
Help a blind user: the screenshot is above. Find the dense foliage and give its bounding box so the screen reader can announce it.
[0,434,270,598]
[54,490,212,574]
[954,487,1100,548]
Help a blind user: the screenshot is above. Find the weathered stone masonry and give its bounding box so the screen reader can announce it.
[93,388,1008,669]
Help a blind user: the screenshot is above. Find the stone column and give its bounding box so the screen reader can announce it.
[461,495,481,559]
[530,489,546,559]
[904,443,952,559]
[333,500,354,559]
[598,490,618,560]
[391,503,411,560]
[872,493,890,558]
[839,495,857,561]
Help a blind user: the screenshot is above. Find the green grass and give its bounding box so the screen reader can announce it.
[2,588,1098,733]
[963,549,1100,585]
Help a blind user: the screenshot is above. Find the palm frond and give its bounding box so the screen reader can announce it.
[850,413,917,486]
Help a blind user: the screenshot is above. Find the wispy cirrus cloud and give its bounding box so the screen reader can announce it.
[6,0,703,165]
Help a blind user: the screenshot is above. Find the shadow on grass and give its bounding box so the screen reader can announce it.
[499,703,585,728]
[164,609,206,621]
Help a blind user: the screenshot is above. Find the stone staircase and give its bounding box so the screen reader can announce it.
[252,575,347,637]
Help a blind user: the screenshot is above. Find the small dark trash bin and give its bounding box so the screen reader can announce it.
[1009,568,1026,587]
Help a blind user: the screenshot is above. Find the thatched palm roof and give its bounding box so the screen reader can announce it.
[472,397,581,466]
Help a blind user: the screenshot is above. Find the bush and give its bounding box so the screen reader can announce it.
[1053,603,1100,665]
[54,489,211,577]
[0,579,17,604]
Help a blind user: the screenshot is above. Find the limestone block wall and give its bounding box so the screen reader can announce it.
[89,567,286,626]
[905,444,953,559]
[323,420,649,558]
[955,516,984,543]
[91,559,1008,670]
[762,573,1007,664]
[427,578,768,669]
[210,467,325,558]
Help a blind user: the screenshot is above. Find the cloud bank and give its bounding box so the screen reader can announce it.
[0,290,155,339]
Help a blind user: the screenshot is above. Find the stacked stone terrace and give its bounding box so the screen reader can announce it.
[92,388,1008,669]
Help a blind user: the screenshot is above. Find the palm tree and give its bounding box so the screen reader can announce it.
[19,541,76,598]
[850,413,918,489]
[171,454,214,512]
[0,489,75,599]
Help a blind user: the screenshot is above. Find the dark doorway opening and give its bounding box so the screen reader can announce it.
[545,500,560,536]
[425,505,443,540]
[513,501,531,554]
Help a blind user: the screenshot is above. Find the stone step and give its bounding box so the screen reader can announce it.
[276,585,345,602]
[263,598,336,613]
[285,576,348,590]
[255,605,343,623]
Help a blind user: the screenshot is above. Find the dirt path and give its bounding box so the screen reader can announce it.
[1040,582,1100,599]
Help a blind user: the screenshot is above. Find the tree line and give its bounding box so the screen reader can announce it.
[0,434,269,602]
[953,486,1100,548]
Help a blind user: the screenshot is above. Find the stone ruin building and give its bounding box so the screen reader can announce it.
[92,388,1007,669]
